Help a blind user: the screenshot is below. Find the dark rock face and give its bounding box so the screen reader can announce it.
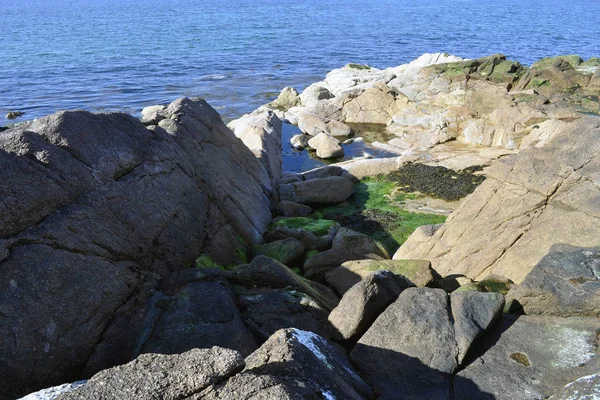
[0,98,274,398]
[328,270,412,342]
[506,244,600,317]
[59,347,245,400]
[237,290,332,341]
[225,256,340,312]
[350,288,458,399]
[140,280,258,357]
[202,328,373,400]
[456,315,600,400]
[451,291,505,365]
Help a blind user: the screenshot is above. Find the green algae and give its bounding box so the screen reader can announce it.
[309,175,446,254]
[273,217,338,237]
[195,255,225,270]
[347,63,371,70]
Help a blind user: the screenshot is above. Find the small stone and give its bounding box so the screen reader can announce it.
[307,133,344,159]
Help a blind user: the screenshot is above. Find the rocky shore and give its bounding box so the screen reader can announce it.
[4,53,600,400]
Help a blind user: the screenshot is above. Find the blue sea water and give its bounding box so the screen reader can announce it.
[1,0,599,123]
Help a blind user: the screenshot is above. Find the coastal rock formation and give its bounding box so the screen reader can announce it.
[0,98,274,398]
[505,244,600,317]
[229,109,283,185]
[395,115,600,283]
[455,316,600,399]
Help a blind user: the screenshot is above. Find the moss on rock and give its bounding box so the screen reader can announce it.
[273,217,339,237]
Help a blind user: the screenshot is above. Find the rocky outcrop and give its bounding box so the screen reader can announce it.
[505,244,600,317]
[350,288,458,398]
[229,109,283,185]
[395,115,600,283]
[455,315,600,399]
[549,373,600,400]
[203,329,372,399]
[60,347,244,400]
[0,98,274,398]
[325,259,434,295]
[328,270,412,342]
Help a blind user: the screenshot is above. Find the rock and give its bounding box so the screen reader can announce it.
[279,176,354,205]
[395,116,600,284]
[140,280,258,357]
[59,347,244,400]
[342,82,409,124]
[298,112,328,136]
[268,86,300,110]
[204,329,372,399]
[19,381,87,400]
[225,256,339,311]
[505,244,600,317]
[326,119,353,137]
[326,259,434,295]
[140,104,167,125]
[0,98,274,398]
[265,217,340,251]
[336,155,419,179]
[6,111,24,119]
[303,249,349,283]
[231,109,283,183]
[455,315,600,400]
[278,200,312,217]
[328,270,412,342]
[549,373,600,400]
[332,227,390,259]
[307,132,345,158]
[300,164,345,180]
[454,275,514,294]
[299,84,335,107]
[350,288,457,399]
[289,133,309,150]
[251,238,305,266]
[237,289,332,341]
[450,291,505,365]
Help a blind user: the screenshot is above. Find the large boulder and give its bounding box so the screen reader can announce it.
[265,217,340,251]
[394,115,600,283]
[326,259,434,295]
[455,315,600,400]
[332,227,390,259]
[451,291,505,365]
[506,244,600,317]
[237,289,332,342]
[350,288,457,399]
[203,329,373,399]
[307,132,345,159]
[342,82,410,124]
[139,279,258,357]
[279,176,354,205]
[328,270,412,342]
[0,98,274,398]
[225,256,339,311]
[251,238,305,266]
[229,109,283,184]
[59,347,244,400]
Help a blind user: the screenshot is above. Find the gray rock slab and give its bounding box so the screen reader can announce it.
[225,256,340,311]
[506,244,600,317]
[455,315,600,400]
[549,372,600,400]
[328,270,412,342]
[140,280,258,357]
[237,289,332,341]
[278,200,312,217]
[202,329,372,400]
[450,291,505,365]
[350,288,457,399]
[59,347,244,400]
[279,176,354,205]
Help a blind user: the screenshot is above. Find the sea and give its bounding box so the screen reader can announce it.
[2,0,600,125]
